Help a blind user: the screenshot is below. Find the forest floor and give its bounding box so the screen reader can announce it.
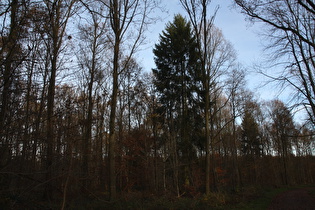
[4,185,315,209]
[66,185,315,209]
[267,187,315,210]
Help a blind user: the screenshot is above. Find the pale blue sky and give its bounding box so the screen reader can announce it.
[141,1,262,65]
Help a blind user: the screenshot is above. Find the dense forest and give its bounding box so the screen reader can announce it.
[0,0,315,208]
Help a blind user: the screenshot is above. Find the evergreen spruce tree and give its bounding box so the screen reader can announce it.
[241,108,261,157]
[152,14,201,193]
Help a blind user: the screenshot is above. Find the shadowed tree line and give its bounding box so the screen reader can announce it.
[0,0,314,208]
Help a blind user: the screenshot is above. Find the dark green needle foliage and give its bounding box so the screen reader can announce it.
[241,105,261,158]
[153,15,201,105]
[152,14,202,184]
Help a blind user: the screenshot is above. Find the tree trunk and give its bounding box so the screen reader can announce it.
[44,0,74,199]
[0,0,19,147]
[232,104,241,190]
[108,9,120,200]
[45,46,57,200]
[205,88,211,194]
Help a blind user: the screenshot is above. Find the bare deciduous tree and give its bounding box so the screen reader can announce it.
[76,1,109,191]
[180,0,236,194]
[42,0,77,199]
[235,0,315,125]
[99,0,158,200]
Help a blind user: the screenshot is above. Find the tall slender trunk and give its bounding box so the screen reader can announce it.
[232,102,241,190]
[20,53,35,182]
[0,0,19,146]
[173,135,180,197]
[44,0,74,199]
[109,25,120,203]
[199,0,212,195]
[209,104,218,192]
[108,66,118,200]
[45,1,61,200]
[205,85,211,194]
[82,71,93,190]
[82,25,97,190]
[108,0,121,201]
[33,63,48,168]
[152,96,158,191]
[45,49,57,200]
[96,97,106,188]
